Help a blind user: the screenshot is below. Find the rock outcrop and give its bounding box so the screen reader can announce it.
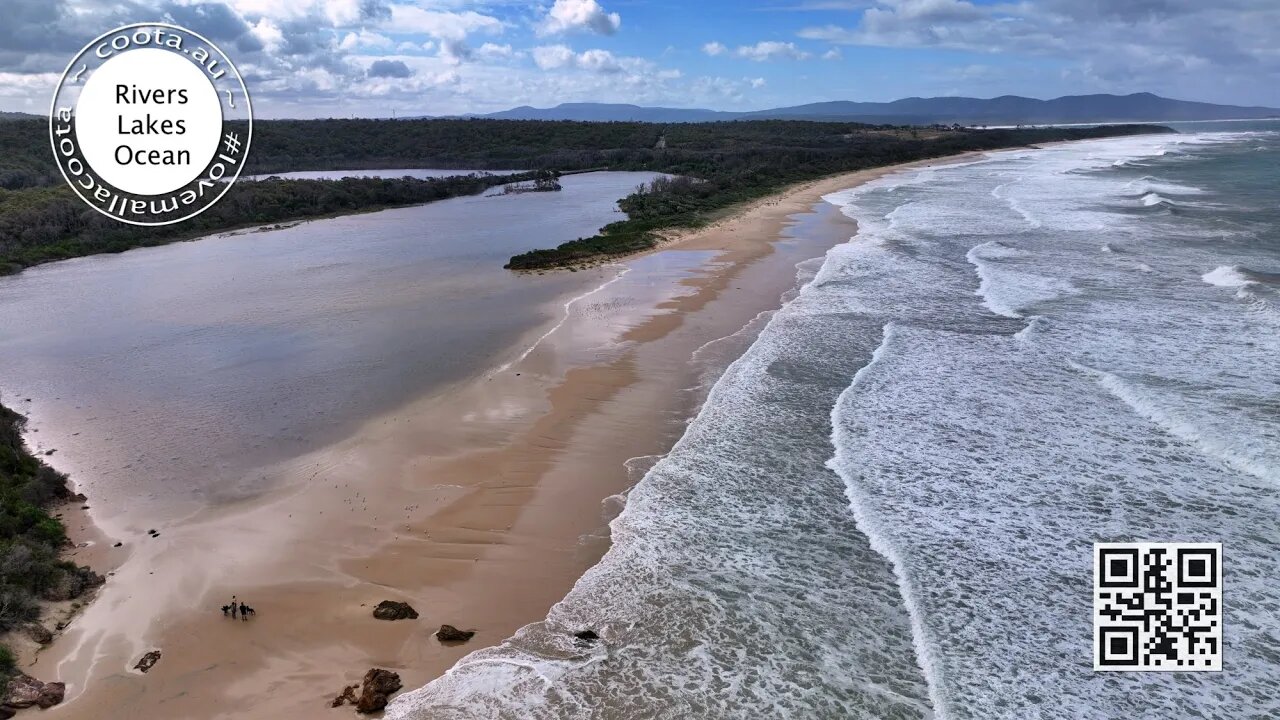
[133,650,161,673]
[355,668,402,714]
[435,624,474,643]
[371,600,418,621]
[330,684,358,708]
[3,673,65,712]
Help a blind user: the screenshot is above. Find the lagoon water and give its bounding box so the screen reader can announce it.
[242,168,524,181]
[0,171,659,530]
[389,126,1279,718]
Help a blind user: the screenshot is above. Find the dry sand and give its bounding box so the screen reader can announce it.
[29,154,984,719]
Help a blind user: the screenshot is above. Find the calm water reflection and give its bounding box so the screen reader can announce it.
[0,172,659,528]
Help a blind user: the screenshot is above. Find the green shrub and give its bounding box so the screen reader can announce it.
[0,404,102,635]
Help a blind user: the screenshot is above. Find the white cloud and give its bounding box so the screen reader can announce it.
[0,72,60,99]
[476,43,515,60]
[539,0,621,37]
[532,44,576,70]
[578,48,621,73]
[339,29,393,51]
[792,1,1280,104]
[222,0,364,25]
[2,0,1276,118]
[386,7,504,42]
[531,45,632,74]
[735,41,812,61]
[247,18,284,52]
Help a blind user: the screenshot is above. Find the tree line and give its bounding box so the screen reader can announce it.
[0,118,1171,274]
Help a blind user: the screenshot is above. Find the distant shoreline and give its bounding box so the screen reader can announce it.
[976,116,1279,129]
[503,123,1170,271]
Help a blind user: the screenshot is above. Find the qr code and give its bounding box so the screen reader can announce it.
[1094,542,1222,671]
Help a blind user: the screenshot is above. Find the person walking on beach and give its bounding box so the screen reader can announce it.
[239,601,249,621]
[231,595,238,619]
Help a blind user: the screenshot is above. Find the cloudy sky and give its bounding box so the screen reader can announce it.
[3,0,1278,118]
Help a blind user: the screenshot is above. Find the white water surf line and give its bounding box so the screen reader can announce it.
[827,321,949,720]
[1069,360,1278,487]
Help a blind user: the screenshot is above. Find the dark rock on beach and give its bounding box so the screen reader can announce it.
[372,600,418,621]
[3,673,65,710]
[330,684,358,708]
[574,629,599,641]
[133,650,161,673]
[435,624,475,643]
[355,668,402,714]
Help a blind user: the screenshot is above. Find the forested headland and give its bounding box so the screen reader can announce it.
[0,118,1171,274]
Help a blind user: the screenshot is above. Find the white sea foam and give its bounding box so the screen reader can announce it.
[823,131,1279,718]
[1124,175,1205,196]
[965,241,1077,318]
[828,322,951,720]
[1201,264,1254,287]
[1072,361,1278,485]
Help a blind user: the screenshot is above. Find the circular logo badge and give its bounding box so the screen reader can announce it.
[49,23,252,226]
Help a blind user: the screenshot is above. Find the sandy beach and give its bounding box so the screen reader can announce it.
[25,155,982,719]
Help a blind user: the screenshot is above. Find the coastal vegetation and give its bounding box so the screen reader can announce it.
[0,401,102,670]
[0,118,1170,273]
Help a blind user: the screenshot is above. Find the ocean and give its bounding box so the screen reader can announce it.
[387,124,1279,718]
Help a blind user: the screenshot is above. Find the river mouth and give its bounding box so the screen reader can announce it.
[0,171,659,533]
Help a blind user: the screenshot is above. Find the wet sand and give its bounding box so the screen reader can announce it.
[30,157,981,719]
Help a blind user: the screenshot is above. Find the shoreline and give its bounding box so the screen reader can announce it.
[26,151,992,719]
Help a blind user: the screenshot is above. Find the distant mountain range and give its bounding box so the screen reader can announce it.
[476,93,1280,125]
[6,92,1276,125]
